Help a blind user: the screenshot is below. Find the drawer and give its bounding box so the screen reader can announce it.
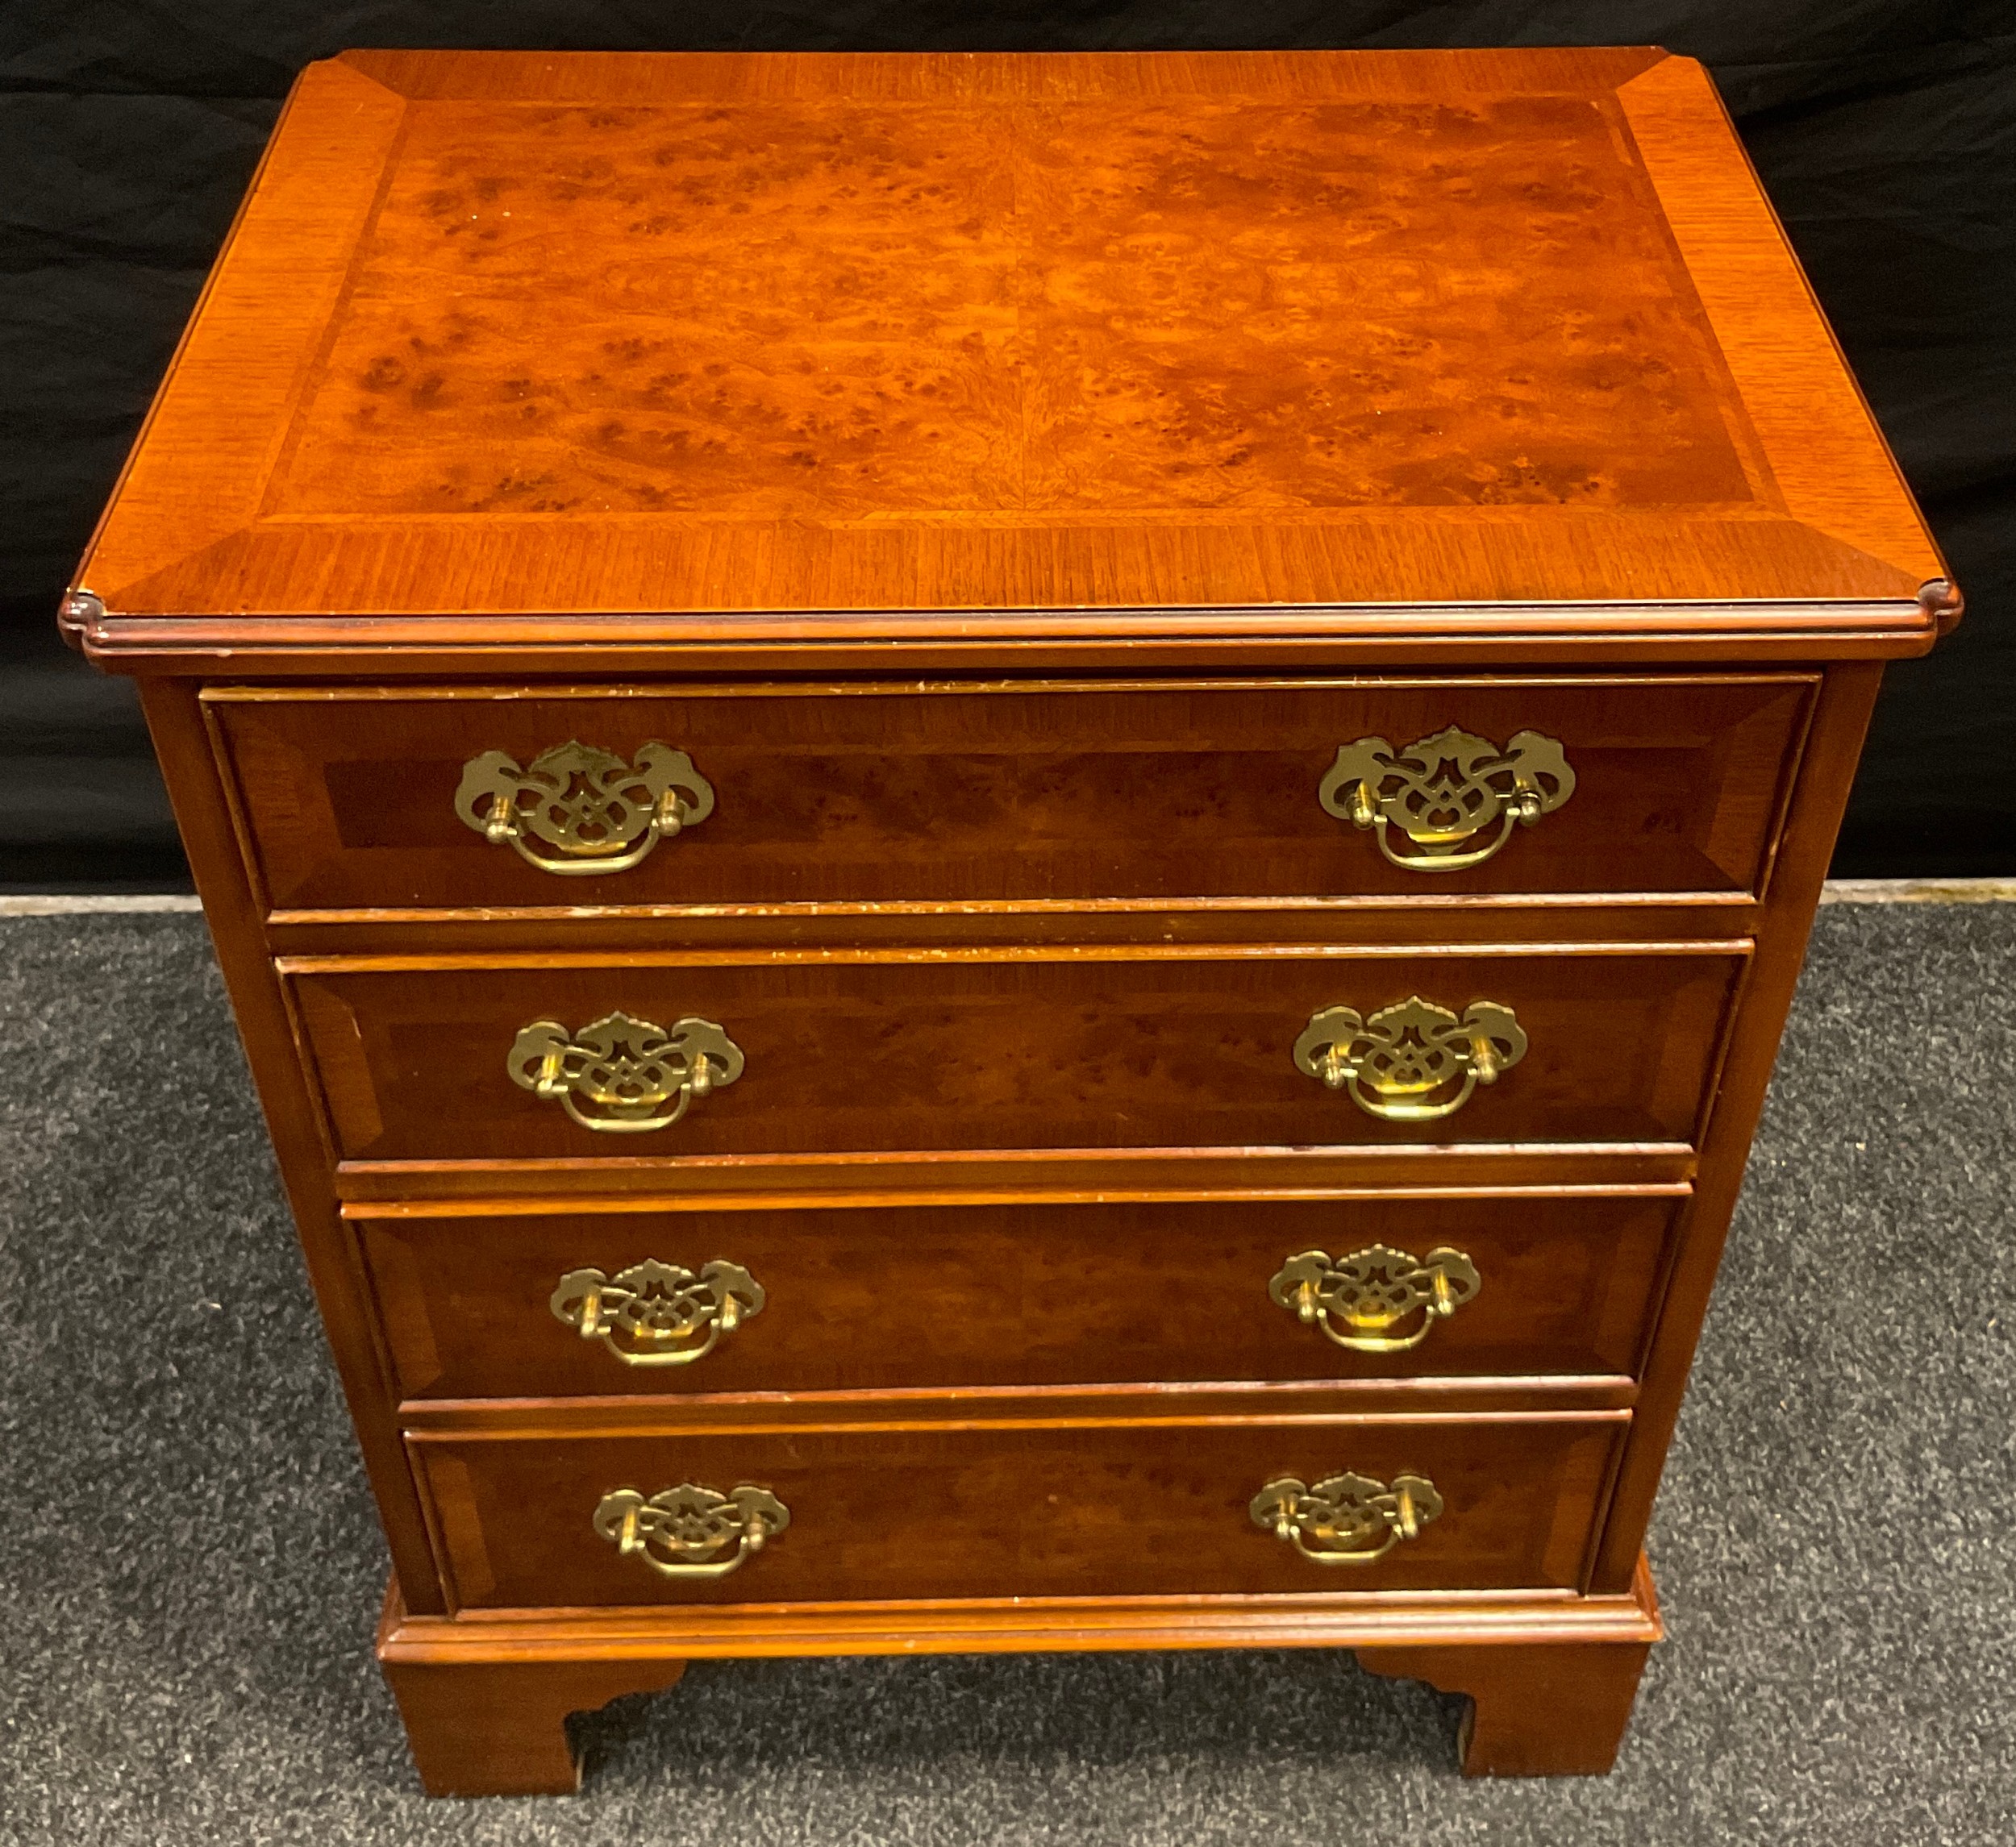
[210,675,1813,911]
[409,1410,1625,1608]
[291,946,1742,1165]
[362,1193,1680,1399]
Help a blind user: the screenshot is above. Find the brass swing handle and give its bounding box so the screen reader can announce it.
[456,739,714,876]
[1320,726,1573,872]
[1293,996,1526,1121]
[509,1009,744,1134]
[594,1483,789,1579]
[1251,1470,1442,1566]
[1268,1245,1481,1353]
[552,1259,764,1367]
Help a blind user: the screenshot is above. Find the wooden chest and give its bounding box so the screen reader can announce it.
[65,48,1955,1793]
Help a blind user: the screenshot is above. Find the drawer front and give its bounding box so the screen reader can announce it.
[410,1413,1623,1608]
[293,948,1741,1164]
[364,1194,1679,1399]
[212,676,1811,911]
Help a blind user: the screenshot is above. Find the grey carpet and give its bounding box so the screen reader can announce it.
[2,906,2012,1845]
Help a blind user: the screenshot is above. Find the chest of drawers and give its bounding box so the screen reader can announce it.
[65,47,1955,1794]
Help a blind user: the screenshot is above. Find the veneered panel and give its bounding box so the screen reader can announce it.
[269,93,1757,522]
[210,675,1811,912]
[361,1192,1677,1399]
[74,48,1943,634]
[288,946,1743,1164]
[411,1412,1623,1607]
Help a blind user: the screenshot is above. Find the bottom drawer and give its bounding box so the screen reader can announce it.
[410,1412,1625,1610]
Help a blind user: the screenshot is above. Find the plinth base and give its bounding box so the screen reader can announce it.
[377,1558,1662,1795]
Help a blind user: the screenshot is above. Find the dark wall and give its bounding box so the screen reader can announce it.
[4,4,2010,890]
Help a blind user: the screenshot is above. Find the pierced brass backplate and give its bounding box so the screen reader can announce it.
[551,1258,764,1367]
[509,1010,744,1133]
[1293,996,1526,1121]
[594,1483,790,1579]
[1250,1470,1443,1566]
[455,739,714,875]
[1268,1245,1481,1353]
[1319,726,1573,872]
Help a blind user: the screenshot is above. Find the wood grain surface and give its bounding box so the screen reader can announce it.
[408,1410,1626,1608]
[1359,1633,1653,1774]
[394,1379,1637,1433]
[134,679,450,1610]
[264,897,1764,958]
[372,1552,1663,1790]
[206,673,1812,913]
[359,1191,1679,1398]
[378,1617,687,1796]
[333,1146,1704,1206]
[269,90,1752,522]
[1585,657,1886,1591]
[286,945,1743,1164]
[70,47,1946,647]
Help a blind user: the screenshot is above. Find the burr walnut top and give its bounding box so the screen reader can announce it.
[70,48,1948,656]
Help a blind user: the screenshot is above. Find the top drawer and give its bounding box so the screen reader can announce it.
[206,675,1812,913]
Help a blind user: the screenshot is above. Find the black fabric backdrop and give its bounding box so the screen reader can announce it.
[3,3,2010,889]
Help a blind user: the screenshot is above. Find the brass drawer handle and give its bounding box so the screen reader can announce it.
[1294,996,1526,1121]
[1320,726,1573,872]
[552,1258,764,1367]
[594,1483,789,1580]
[1251,1470,1443,1566]
[509,1009,744,1134]
[1269,1244,1481,1353]
[455,739,714,876]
